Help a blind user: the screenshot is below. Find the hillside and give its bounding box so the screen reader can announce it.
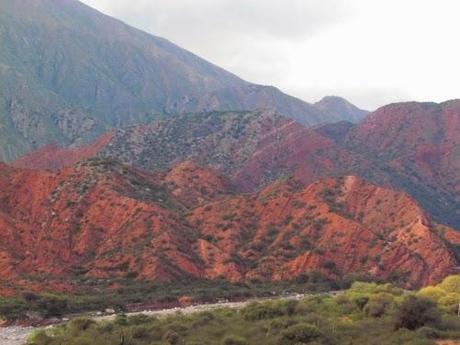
[14,100,460,228]
[0,0,366,161]
[341,100,460,228]
[0,160,457,295]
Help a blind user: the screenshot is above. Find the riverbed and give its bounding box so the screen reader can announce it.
[0,293,309,345]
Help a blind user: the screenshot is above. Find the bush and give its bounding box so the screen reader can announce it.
[417,326,440,339]
[394,295,441,330]
[242,302,284,320]
[37,295,68,317]
[281,299,299,316]
[114,313,128,326]
[163,330,182,345]
[278,323,323,345]
[364,293,394,318]
[438,293,460,314]
[439,275,460,293]
[418,286,445,302]
[27,330,52,345]
[352,296,369,310]
[67,317,96,333]
[268,319,297,335]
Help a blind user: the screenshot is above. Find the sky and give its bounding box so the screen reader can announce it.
[80,0,460,111]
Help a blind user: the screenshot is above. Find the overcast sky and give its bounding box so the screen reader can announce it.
[80,0,460,110]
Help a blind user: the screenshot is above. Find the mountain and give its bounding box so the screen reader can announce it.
[0,0,366,162]
[15,100,460,228]
[13,132,113,171]
[341,100,460,228]
[314,96,368,124]
[96,110,355,191]
[0,159,456,295]
[14,110,352,189]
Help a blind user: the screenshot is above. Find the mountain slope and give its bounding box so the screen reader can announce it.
[14,101,460,228]
[0,0,366,162]
[0,161,456,295]
[342,100,460,228]
[96,110,353,190]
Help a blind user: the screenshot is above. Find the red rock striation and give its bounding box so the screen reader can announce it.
[0,160,457,294]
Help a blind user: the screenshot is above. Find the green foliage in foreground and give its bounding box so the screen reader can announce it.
[0,274,338,321]
[27,277,460,345]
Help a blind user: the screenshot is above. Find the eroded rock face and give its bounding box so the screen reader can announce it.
[189,175,456,287]
[0,160,456,294]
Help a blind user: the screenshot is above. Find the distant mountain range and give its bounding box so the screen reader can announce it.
[0,0,366,161]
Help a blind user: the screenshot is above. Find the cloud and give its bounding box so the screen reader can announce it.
[80,0,460,109]
[84,0,347,40]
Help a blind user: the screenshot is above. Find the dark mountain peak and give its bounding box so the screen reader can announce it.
[316,95,351,104]
[314,95,368,123]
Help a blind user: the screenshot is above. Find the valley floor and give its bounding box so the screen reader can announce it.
[0,326,33,345]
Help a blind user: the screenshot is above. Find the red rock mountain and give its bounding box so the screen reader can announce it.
[0,159,457,295]
[342,100,460,228]
[13,133,113,171]
[14,101,460,228]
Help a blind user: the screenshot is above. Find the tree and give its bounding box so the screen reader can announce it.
[439,275,460,293]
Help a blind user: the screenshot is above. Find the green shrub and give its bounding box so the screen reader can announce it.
[241,302,284,320]
[352,296,369,310]
[268,319,297,335]
[364,293,394,318]
[439,275,460,293]
[394,295,441,330]
[27,330,52,345]
[278,323,323,345]
[114,313,128,326]
[67,317,96,333]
